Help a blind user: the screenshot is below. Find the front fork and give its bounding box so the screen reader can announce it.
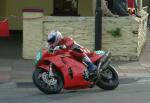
[48,63,54,78]
[97,58,111,80]
[41,63,57,86]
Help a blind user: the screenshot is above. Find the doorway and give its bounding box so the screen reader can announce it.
[0,30,23,59]
[53,0,79,16]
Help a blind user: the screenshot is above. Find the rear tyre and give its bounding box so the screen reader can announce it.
[32,68,63,94]
[96,64,119,90]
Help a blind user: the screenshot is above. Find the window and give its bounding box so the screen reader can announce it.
[53,0,79,16]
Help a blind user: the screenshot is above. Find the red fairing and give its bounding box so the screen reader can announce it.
[36,50,66,71]
[36,49,101,89]
[61,57,92,89]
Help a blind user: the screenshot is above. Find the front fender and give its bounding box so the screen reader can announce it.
[36,64,49,71]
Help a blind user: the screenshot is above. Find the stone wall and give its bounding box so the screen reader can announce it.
[23,10,148,61]
[102,17,139,61]
[137,10,148,56]
[23,11,44,59]
[43,17,95,50]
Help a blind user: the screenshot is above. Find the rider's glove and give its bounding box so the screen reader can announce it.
[59,45,66,49]
[54,45,66,51]
[54,46,61,51]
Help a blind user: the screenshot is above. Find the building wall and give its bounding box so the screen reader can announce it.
[0,0,5,17]
[78,0,93,16]
[5,0,53,30]
[0,0,93,30]
[1,0,149,30]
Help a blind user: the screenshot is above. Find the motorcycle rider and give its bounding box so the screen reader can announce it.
[47,31,97,76]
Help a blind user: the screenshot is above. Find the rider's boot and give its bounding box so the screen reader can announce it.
[83,56,97,77]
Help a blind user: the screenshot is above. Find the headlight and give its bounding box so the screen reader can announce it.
[35,51,42,64]
[95,50,105,55]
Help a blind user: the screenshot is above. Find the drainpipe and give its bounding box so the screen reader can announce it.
[95,0,102,50]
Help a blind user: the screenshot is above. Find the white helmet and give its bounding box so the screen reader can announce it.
[47,31,63,46]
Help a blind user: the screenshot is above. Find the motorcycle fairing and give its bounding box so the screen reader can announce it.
[36,49,104,89]
[62,57,91,89]
[37,54,92,89]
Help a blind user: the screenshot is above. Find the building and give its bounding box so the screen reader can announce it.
[0,0,94,30]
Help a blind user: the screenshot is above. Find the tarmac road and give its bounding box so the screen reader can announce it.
[1,79,150,103]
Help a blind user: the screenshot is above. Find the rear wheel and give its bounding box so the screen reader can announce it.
[32,68,63,94]
[96,64,119,90]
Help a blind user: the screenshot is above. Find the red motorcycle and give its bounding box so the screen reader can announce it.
[32,49,119,94]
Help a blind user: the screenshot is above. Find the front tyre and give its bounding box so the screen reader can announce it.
[32,68,63,94]
[96,64,119,90]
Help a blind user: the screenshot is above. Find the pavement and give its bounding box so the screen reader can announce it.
[0,30,150,85]
[115,28,150,78]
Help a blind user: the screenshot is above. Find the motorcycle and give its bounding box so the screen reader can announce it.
[32,48,119,94]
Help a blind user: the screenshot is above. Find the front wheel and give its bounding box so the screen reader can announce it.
[32,68,63,94]
[96,64,119,90]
